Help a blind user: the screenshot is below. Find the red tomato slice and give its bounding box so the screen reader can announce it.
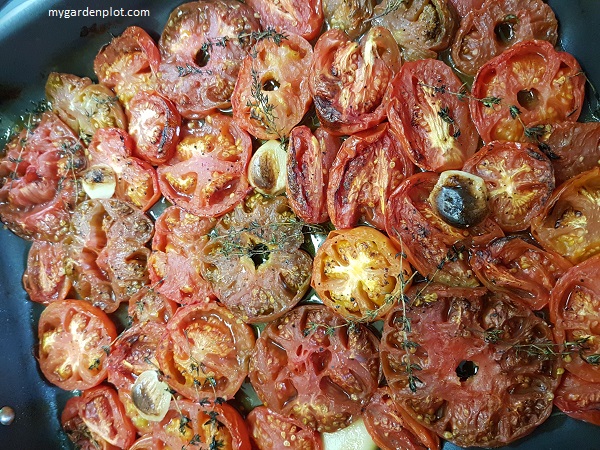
[157,114,252,218]
[554,371,600,426]
[127,285,178,325]
[244,0,324,41]
[327,123,414,230]
[286,125,340,224]
[470,40,585,143]
[38,299,117,390]
[22,239,72,304]
[310,27,402,136]
[61,395,117,450]
[128,90,181,165]
[386,58,479,172]
[231,32,313,140]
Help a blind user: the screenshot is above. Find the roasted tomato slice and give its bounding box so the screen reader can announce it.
[451,0,558,76]
[385,171,504,287]
[247,406,323,450]
[0,111,86,241]
[65,199,153,313]
[157,114,252,218]
[249,304,380,432]
[312,226,412,321]
[554,371,600,427]
[231,32,313,141]
[61,395,116,450]
[127,286,178,325]
[462,140,554,232]
[470,40,585,143]
[45,72,127,144]
[386,58,479,172]
[286,125,340,224]
[531,167,600,264]
[244,0,324,41]
[23,239,72,304]
[86,127,160,211]
[470,235,572,311]
[322,0,375,40]
[148,205,216,305]
[94,26,161,108]
[156,302,255,401]
[157,0,260,118]
[201,193,312,323]
[310,27,402,136]
[363,387,440,450]
[152,399,251,450]
[447,0,484,17]
[327,123,414,230]
[550,254,600,383]
[38,299,117,390]
[371,0,457,61]
[127,90,181,165]
[381,285,561,448]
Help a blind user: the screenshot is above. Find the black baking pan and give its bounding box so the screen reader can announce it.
[0,1,599,449]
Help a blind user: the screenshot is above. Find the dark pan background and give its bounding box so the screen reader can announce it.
[0,1,599,449]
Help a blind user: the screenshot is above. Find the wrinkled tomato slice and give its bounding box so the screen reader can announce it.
[554,371,600,427]
[244,0,324,41]
[127,286,178,325]
[61,395,116,450]
[23,239,72,304]
[322,0,374,40]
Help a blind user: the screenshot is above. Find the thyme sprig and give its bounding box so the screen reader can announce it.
[176,64,213,77]
[246,68,287,143]
[200,27,289,54]
[417,82,502,109]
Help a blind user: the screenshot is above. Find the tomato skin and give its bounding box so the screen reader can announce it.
[381,285,561,448]
[38,299,117,391]
[156,302,255,401]
[128,90,181,165]
[327,123,414,230]
[249,304,380,432]
[158,0,261,118]
[386,58,479,172]
[247,406,323,450]
[244,0,324,41]
[310,27,402,136]
[286,126,340,224]
[157,114,252,218]
[23,239,72,304]
[554,371,600,426]
[462,140,555,232]
[232,32,313,140]
[531,167,600,264]
[0,111,86,241]
[451,0,558,76]
[312,226,412,321]
[447,0,485,17]
[470,40,585,143]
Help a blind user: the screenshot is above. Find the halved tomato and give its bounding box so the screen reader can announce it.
[555,371,600,426]
[127,286,178,325]
[244,0,324,41]
[23,239,72,304]
[322,0,374,40]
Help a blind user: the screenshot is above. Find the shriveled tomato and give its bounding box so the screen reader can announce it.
[286,126,340,224]
[310,27,402,136]
[554,371,600,426]
[550,254,600,383]
[381,285,561,448]
[148,205,216,305]
[531,167,600,264]
[22,239,71,304]
[127,286,178,325]
[247,406,323,450]
[231,33,313,140]
[201,193,312,323]
[451,0,558,76]
[86,127,160,211]
[363,387,440,450]
[322,0,375,40]
[249,304,380,432]
[327,123,414,230]
[158,0,260,118]
[45,72,127,144]
[94,26,160,108]
[470,40,585,143]
[156,302,255,401]
[371,0,457,61]
[65,199,153,313]
[470,236,572,310]
[386,58,479,172]
[152,399,251,450]
[157,114,252,218]
[462,140,554,232]
[38,299,117,390]
[127,90,181,165]
[312,226,412,321]
[244,0,324,41]
[61,396,116,450]
[385,172,504,287]
[0,111,86,241]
